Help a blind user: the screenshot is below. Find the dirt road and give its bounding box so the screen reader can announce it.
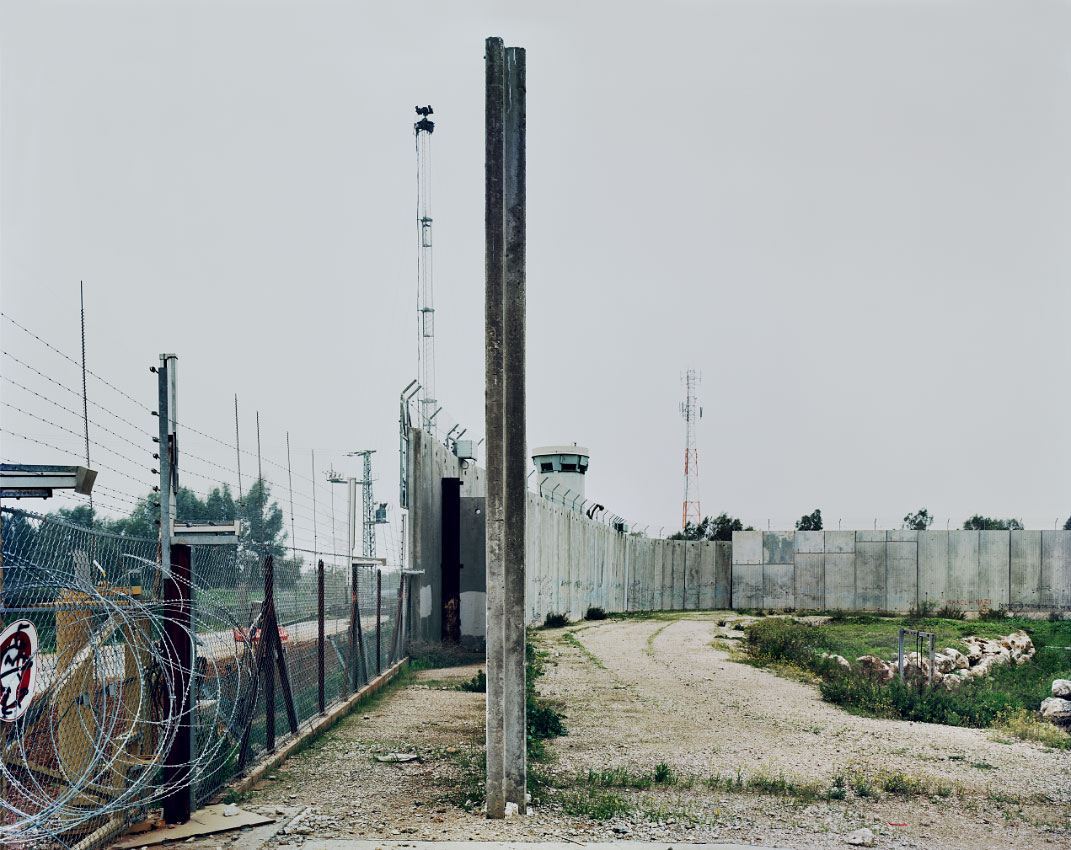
[171,612,1069,850]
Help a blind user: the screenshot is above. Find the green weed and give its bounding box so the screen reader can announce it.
[457,669,486,693]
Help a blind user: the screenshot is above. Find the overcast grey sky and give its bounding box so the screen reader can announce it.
[2,0,1068,545]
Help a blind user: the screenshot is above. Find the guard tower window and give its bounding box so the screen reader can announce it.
[561,462,577,472]
[540,462,554,472]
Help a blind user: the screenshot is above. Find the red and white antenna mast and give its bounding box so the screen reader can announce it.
[680,369,701,529]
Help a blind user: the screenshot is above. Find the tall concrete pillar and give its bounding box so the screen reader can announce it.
[485,35,527,818]
[502,44,527,812]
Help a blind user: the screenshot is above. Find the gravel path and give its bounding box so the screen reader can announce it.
[156,613,1070,850]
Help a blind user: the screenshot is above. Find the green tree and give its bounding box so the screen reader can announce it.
[795,509,823,531]
[1064,516,1071,531]
[902,508,934,530]
[669,512,753,541]
[962,515,1024,531]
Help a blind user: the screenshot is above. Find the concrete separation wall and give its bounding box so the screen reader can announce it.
[730,529,1071,614]
[409,429,1071,632]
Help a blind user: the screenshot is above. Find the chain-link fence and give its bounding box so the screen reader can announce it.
[1,506,408,847]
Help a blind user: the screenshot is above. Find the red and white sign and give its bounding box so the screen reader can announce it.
[233,626,290,644]
[0,619,38,722]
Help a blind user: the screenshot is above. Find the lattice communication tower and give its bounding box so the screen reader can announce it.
[680,369,702,529]
[415,105,437,434]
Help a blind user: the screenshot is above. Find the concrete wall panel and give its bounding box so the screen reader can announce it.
[855,535,886,610]
[1041,531,1071,610]
[978,531,1011,610]
[714,541,732,609]
[651,543,659,608]
[733,531,763,565]
[763,563,795,610]
[824,531,855,554]
[1010,531,1042,612]
[763,532,795,566]
[732,564,762,609]
[670,540,687,609]
[794,553,824,609]
[887,530,919,543]
[824,553,855,610]
[947,532,979,610]
[696,542,716,609]
[886,539,917,613]
[918,532,948,607]
[685,543,702,609]
[795,531,825,554]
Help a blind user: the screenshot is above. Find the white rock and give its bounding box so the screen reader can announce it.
[845,827,875,846]
[944,647,969,669]
[933,652,955,674]
[222,804,240,817]
[1051,679,1071,698]
[1039,697,1071,722]
[856,655,892,682]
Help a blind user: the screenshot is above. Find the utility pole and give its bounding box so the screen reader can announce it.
[415,106,438,435]
[485,35,527,819]
[680,369,701,529]
[156,354,178,577]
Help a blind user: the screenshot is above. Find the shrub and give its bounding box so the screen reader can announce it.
[543,612,570,629]
[744,618,822,666]
[653,762,676,784]
[936,604,966,620]
[525,640,566,757]
[908,599,937,619]
[978,607,1009,622]
[584,606,608,621]
[457,669,486,693]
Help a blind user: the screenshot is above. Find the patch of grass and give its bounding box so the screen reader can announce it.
[557,788,631,820]
[653,762,676,784]
[969,761,996,770]
[937,604,966,620]
[543,612,570,629]
[978,607,1009,622]
[526,640,566,759]
[561,631,606,669]
[993,708,1071,749]
[853,775,873,798]
[584,606,608,621]
[408,642,483,670]
[877,770,928,796]
[457,669,486,692]
[745,770,820,802]
[744,614,1071,732]
[586,766,653,790]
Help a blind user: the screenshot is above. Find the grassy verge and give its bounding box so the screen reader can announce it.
[742,615,1071,745]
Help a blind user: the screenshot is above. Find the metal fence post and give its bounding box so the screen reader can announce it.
[376,569,382,676]
[162,543,192,824]
[318,559,325,715]
[897,627,904,685]
[264,553,275,753]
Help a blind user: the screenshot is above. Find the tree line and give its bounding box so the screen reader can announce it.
[38,478,304,589]
[671,508,1071,540]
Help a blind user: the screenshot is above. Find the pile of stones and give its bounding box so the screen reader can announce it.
[842,630,1035,690]
[1040,679,1071,727]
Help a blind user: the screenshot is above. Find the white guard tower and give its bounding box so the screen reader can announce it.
[531,444,589,509]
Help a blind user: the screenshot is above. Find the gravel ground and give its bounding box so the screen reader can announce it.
[153,613,1070,850]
